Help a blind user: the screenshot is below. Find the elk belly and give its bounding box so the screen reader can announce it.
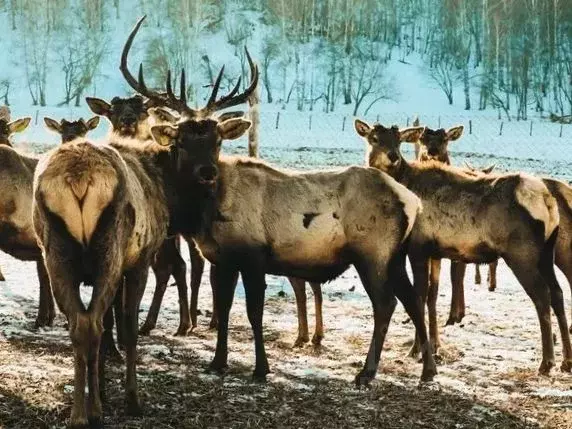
[269,212,346,266]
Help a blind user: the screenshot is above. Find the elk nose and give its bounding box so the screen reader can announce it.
[428,147,439,156]
[387,152,399,163]
[122,115,137,125]
[197,165,218,184]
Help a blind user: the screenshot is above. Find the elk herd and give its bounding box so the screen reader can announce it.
[1,16,572,428]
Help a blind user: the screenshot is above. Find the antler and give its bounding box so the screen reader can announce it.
[121,16,259,118]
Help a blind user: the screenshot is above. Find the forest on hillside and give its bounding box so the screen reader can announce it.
[0,0,570,120]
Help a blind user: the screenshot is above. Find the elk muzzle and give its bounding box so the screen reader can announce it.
[196,165,219,186]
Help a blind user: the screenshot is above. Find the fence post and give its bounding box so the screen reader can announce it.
[275,112,280,129]
[438,116,441,128]
[376,114,380,123]
[342,116,346,131]
[309,114,312,130]
[35,109,39,125]
[529,121,533,136]
[560,124,564,138]
[499,121,504,136]
[406,117,410,126]
[469,119,472,135]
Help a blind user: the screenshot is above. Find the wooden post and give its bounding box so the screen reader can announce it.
[342,116,346,131]
[560,124,564,138]
[529,121,533,136]
[376,114,380,123]
[406,117,410,126]
[35,109,39,125]
[275,112,280,129]
[309,114,312,130]
[469,119,472,135]
[438,116,441,128]
[499,121,504,136]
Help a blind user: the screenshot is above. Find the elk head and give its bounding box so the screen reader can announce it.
[0,117,31,147]
[86,94,157,139]
[120,16,258,190]
[417,125,464,164]
[354,119,424,176]
[44,116,100,143]
[463,161,496,175]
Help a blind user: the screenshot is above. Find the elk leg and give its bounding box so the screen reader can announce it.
[474,264,481,285]
[0,265,4,281]
[44,253,87,427]
[188,240,205,329]
[289,277,309,347]
[242,267,270,381]
[447,261,467,325]
[209,264,219,329]
[173,249,191,336]
[139,265,170,336]
[209,263,239,373]
[123,266,148,417]
[427,258,441,352]
[488,261,498,291]
[539,233,572,371]
[114,280,125,349]
[504,254,555,375]
[310,282,324,346]
[555,251,572,333]
[354,259,395,386]
[102,303,123,364]
[86,316,104,427]
[35,260,56,328]
[408,254,430,359]
[391,250,437,382]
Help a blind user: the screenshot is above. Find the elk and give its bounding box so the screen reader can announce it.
[413,124,467,326]
[0,115,111,334]
[86,94,206,336]
[418,128,572,334]
[0,115,31,283]
[355,119,572,375]
[121,17,437,386]
[44,116,100,143]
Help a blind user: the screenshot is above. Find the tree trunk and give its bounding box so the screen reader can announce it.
[247,84,260,158]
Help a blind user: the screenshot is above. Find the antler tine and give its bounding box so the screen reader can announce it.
[206,66,225,108]
[138,64,148,91]
[198,47,259,116]
[180,69,187,105]
[166,70,174,99]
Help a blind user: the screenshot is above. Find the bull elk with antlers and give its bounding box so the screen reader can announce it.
[119,18,437,386]
[355,119,572,375]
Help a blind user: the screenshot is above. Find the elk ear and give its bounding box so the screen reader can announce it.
[8,117,31,134]
[481,164,496,174]
[86,97,112,117]
[218,111,244,122]
[217,118,251,140]
[44,117,61,133]
[400,126,425,143]
[148,107,178,124]
[151,125,178,147]
[85,116,100,130]
[354,119,372,137]
[446,125,464,141]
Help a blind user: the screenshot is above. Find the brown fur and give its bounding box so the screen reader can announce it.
[357,119,572,375]
[33,137,171,426]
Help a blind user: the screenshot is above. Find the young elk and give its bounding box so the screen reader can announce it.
[355,119,572,375]
[86,94,205,336]
[123,17,437,386]
[44,116,100,143]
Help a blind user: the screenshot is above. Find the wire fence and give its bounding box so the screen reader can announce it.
[224,111,572,182]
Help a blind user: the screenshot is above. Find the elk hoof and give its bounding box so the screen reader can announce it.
[252,368,270,383]
[354,369,375,387]
[138,324,153,336]
[208,360,228,375]
[174,324,191,336]
[560,359,572,373]
[407,344,421,360]
[444,317,456,326]
[0,273,5,281]
[293,335,309,348]
[106,346,124,365]
[421,365,438,382]
[69,422,89,429]
[488,286,496,292]
[69,413,89,429]
[538,359,555,376]
[34,313,55,329]
[209,319,218,330]
[87,416,104,429]
[311,334,324,346]
[125,395,142,417]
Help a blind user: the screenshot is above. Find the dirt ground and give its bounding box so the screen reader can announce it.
[1,253,572,428]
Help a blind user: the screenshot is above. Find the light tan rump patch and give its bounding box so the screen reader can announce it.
[37,143,118,246]
[515,175,559,240]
